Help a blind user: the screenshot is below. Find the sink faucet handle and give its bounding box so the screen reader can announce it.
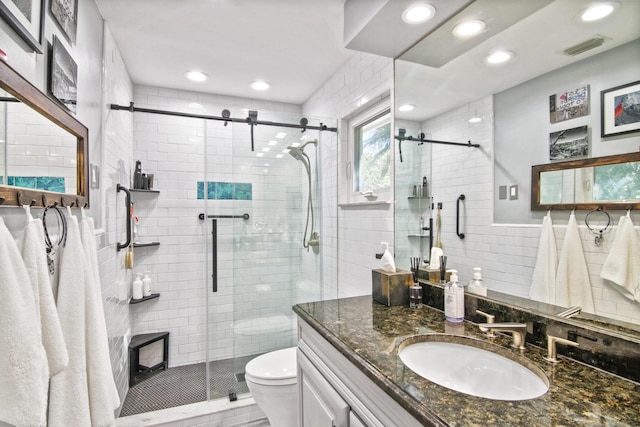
[476,310,496,337]
[544,335,579,364]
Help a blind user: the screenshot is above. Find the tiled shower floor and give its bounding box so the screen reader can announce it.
[120,355,254,417]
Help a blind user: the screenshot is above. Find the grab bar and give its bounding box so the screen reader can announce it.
[456,194,465,240]
[198,213,250,220]
[117,184,132,251]
[211,219,218,293]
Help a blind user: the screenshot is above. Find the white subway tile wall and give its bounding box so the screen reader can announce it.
[303,52,395,298]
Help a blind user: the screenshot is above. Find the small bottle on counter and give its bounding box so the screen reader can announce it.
[142,271,152,297]
[444,269,464,323]
[132,273,143,299]
[467,267,487,296]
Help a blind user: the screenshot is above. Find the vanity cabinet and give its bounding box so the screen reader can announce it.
[296,318,424,427]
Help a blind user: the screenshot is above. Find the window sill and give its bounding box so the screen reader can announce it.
[338,200,393,208]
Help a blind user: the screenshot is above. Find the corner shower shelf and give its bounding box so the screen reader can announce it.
[408,234,430,238]
[133,241,160,248]
[129,293,160,304]
[130,189,160,194]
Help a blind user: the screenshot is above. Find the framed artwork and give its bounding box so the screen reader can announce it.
[0,0,45,53]
[549,85,590,124]
[601,80,640,137]
[50,0,77,44]
[549,125,588,161]
[49,36,77,113]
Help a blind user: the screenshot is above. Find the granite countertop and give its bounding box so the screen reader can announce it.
[293,296,640,427]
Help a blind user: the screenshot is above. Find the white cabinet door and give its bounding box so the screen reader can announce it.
[299,350,350,427]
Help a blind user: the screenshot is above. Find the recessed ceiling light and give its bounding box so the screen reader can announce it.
[485,50,514,64]
[268,140,278,146]
[453,20,486,38]
[262,147,271,152]
[398,104,415,112]
[256,152,264,157]
[184,70,209,82]
[468,116,482,124]
[581,2,618,22]
[402,3,436,24]
[276,132,287,139]
[276,154,284,159]
[250,80,271,91]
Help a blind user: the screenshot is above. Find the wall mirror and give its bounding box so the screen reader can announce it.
[393,0,640,339]
[532,152,640,211]
[0,59,88,208]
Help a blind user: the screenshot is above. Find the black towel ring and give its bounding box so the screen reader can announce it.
[585,208,611,246]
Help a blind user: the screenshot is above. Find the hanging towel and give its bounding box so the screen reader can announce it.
[0,217,49,426]
[529,211,558,304]
[48,215,92,427]
[556,213,595,313]
[601,215,640,302]
[81,214,120,426]
[21,207,69,377]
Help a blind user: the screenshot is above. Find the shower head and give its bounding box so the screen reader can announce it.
[287,146,305,161]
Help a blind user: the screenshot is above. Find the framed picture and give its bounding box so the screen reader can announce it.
[49,36,77,113]
[0,0,45,53]
[601,80,640,137]
[50,0,77,44]
[549,85,589,124]
[549,125,588,161]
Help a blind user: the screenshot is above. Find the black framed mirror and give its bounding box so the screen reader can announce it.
[531,152,640,211]
[0,59,89,208]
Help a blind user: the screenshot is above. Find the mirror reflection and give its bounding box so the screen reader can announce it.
[539,160,640,205]
[0,92,78,194]
[393,0,640,336]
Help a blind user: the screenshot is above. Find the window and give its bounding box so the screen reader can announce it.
[353,110,391,192]
[340,98,391,204]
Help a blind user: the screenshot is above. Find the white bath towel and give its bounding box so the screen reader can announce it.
[556,213,595,313]
[0,217,49,426]
[529,212,558,304]
[601,215,640,302]
[21,207,69,377]
[81,215,120,426]
[48,215,92,427]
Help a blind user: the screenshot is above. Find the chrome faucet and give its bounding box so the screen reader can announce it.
[544,335,579,363]
[478,322,527,349]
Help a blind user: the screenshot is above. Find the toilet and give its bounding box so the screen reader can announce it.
[245,346,298,427]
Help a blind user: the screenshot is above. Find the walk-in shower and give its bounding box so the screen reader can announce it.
[114,96,336,420]
[287,140,319,250]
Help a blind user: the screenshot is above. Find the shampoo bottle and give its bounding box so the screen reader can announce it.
[142,271,152,297]
[132,273,143,300]
[444,269,464,323]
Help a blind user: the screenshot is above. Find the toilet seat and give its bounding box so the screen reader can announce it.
[244,347,297,386]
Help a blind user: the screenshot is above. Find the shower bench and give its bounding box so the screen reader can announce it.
[129,331,170,386]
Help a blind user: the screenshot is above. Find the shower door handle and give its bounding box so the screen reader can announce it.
[456,194,465,240]
[211,219,218,292]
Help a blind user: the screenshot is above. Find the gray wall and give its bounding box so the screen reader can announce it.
[494,39,640,224]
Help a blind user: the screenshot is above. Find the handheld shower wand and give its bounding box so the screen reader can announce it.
[287,140,318,250]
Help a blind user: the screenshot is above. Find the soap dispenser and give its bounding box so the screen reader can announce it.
[468,267,487,296]
[444,269,464,323]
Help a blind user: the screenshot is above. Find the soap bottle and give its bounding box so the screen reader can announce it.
[444,269,464,323]
[132,273,143,300]
[142,271,152,297]
[468,267,487,296]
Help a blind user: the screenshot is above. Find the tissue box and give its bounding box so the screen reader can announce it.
[372,269,413,306]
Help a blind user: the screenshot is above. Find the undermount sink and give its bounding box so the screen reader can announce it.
[398,335,549,401]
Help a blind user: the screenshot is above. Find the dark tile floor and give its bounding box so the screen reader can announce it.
[120,355,253,417]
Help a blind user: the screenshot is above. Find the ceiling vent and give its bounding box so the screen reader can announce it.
[560,35,611,56]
